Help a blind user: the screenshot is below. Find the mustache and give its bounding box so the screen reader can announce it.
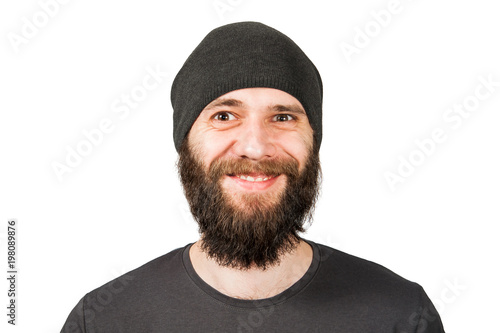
[208,157,300,182]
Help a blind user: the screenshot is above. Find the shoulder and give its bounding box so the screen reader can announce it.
[87,244,189,299]
[84,245,190,320]
[314,241,418,287]
[309,240,428,311]
[61,244,191,332]
[302,240,445,332]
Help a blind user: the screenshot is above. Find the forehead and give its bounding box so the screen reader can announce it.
[202,88,306,115]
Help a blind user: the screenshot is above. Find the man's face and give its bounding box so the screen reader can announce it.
[189,87,313,201]
[179,87,320,269]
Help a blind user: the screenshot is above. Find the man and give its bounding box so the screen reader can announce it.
[61,22,445,332]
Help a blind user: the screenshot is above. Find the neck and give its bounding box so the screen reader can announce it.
[189,239,313,300]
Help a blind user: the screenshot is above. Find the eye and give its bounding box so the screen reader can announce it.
[213,112,236,121]
[273,114,294,122]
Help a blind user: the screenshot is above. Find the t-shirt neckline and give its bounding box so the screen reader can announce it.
[181,238,321,309]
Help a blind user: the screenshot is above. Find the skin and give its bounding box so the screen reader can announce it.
[187,87,315,299]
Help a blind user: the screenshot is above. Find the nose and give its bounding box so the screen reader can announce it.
[232,121,276,161]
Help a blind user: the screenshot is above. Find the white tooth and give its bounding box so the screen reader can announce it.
[255,177,263,182]
[239,175,247,180]
[263,177,268,181]
[246,176,255,182]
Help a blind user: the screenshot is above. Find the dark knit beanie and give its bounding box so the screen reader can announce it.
[171,21,323,152]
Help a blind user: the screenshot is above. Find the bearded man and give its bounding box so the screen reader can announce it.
[61,22,445,332]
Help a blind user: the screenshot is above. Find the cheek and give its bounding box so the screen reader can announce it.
[277,134,312,169]
[190,131,235,168]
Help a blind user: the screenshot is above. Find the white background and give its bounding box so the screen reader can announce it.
[1,0,499,332]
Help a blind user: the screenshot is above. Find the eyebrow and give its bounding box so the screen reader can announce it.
[203,98,306,115]
[269,104,306,115]
[203,98,243,110]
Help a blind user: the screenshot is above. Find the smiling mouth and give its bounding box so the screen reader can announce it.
[232,174,277,182]
[226,172,280,186]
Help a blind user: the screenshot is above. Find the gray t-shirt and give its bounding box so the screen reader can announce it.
[61,239,445,332]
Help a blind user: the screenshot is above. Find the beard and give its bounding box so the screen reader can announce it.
[177,138,321,270]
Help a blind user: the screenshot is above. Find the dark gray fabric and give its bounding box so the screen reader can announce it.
[170,21,323,152]
[61,239,445,332]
